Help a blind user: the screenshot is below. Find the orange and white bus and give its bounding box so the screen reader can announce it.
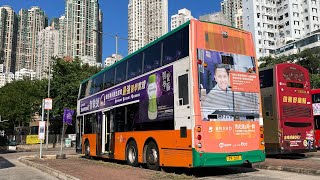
[76,19,265,170]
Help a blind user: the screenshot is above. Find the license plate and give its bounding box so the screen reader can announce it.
[226,155,242,161]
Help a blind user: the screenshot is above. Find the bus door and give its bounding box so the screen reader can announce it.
[76,116,83,153]
[102,110,114,155]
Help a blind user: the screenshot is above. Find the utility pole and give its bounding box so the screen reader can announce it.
[93,29,138,57]
[46,56,54,149]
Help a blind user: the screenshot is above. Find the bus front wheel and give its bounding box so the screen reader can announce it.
[126,141,138,167]
[146,141,160,170]
[84,141,90,159]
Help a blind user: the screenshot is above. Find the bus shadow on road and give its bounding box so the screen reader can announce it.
[81,156,259,177]
[267,153,307,160]
[161,166,258,177]
[0,156,15,169]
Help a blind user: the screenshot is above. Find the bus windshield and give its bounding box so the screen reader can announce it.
[198,50,259,121]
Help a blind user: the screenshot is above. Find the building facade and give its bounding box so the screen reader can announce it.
[36,26,59,79]
[0,6,18,73]
[221,0,243,28]
[275,31,320,56]
[104,54,123,67]
[15,68,36,80]
[171,8,192,30]
[128,0,168,54]
[243,0,320,59]
[16,6,48,72]
[199,12,232,26]
[0,72,14,88]
[63,0,102,63]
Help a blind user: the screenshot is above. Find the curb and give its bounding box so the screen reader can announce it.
[253,164,320,176]
[18,156,80,180]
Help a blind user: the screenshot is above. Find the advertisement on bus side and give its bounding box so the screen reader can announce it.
[79,66,174,122]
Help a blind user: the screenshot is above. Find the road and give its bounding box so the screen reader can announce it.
[1,149,320,180]
[0,148,74,180]
[195,167,320,180]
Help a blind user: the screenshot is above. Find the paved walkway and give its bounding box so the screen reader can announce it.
[19,151,320,179]
[253,151,320,175]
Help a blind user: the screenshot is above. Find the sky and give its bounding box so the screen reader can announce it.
[0,0,220,63]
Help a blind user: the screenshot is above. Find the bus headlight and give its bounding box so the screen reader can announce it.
[197,143,202,148]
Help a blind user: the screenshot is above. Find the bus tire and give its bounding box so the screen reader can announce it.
[84,141,91,159]
[126,141,138,167]
[242,161,252,168]
[146,141,160,170]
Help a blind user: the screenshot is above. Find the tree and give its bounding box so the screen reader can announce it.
[258,55,289,68]
[258,47,320,89]
[0,79,47,131]
[50,58,100,116]
[296,48,320,74]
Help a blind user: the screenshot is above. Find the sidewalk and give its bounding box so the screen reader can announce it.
[253,151,320,175]
[19,151,320,179]
[19,155,190,180]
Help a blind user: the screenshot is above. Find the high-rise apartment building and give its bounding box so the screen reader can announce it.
[128,0,168,54]
[104,54,123,68]
[36,26,59,79]
[16,6,48,72]
[221,0,243,28]
[199,12,232,26]
[0,6,18,73]
[243,0,320,59]
[58,15,66,58]
[171,8,192,30]
[63,0,103,63]
[50,18,60,29]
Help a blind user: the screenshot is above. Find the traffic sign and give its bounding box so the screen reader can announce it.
[38,121,46,140]
[44,98,52,110]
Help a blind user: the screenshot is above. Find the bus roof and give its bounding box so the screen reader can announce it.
[311,89,320,94]
[81,20,191,84]
[81,19,252,84]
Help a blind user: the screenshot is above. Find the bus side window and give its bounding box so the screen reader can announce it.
[178,74,189,105]
[143,42,161,73]
[163,26,189,65]
[128,53,143,78]
[259,69,273,88]
[104,68,115,89]
[115,61,127,84]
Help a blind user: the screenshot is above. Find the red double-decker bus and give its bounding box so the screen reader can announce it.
[311,89,320,149]
[259,63,316,154]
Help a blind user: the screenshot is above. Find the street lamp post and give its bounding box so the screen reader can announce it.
[93,29,138,58]
[45,55,57,149]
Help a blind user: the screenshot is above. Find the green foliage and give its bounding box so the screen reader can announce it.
[0,79,47,130]
[0,57,100,131]
[51,57,101,116]
[258,48,320,88]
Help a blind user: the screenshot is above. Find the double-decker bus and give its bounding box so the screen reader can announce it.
[76,19,265,170]
[311,89,320,149]
[259,63,316,154]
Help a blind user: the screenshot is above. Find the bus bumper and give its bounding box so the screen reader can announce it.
[192,149,266,167]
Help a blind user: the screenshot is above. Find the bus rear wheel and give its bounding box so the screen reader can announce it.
[146,141,160,170]
[126,141,138,167]
[84,141,91,159]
